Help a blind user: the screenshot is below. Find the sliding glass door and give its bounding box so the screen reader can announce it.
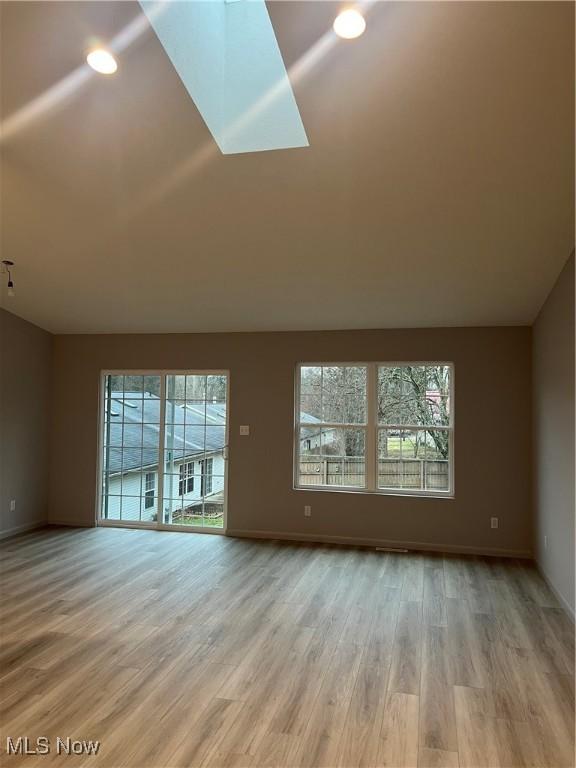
[99,371,228,532]
[161,374,227,528]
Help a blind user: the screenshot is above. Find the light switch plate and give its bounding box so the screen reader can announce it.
[240,425,250,436]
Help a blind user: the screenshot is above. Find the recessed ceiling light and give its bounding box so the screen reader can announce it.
[87,48,118,75]
[333,9,366,40]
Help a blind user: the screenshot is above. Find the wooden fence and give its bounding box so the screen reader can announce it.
[299,456,449,491]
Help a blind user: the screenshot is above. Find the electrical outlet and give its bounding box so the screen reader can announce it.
[239,425,250,436]
[491,517,498,529]
[9,499,15,512]
[304,505,312,517]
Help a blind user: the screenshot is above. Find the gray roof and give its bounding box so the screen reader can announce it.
[104,392,226,474]
[300,412,321,425]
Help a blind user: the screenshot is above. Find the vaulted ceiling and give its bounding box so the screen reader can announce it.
[1,1,574,333]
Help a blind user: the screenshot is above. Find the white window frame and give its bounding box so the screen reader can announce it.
[200,457,214,496]
[96,369,230,534]
[178,462,195,496]
[294,362,454,499]
[144,471,156,509]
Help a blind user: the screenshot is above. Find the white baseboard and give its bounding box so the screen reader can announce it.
[535,562,575,623]
[0,520,47,541]
[225,528,532,559]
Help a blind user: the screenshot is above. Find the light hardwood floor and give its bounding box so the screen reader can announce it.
[0,527,574,767]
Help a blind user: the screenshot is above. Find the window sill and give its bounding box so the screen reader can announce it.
[294,485,455,500]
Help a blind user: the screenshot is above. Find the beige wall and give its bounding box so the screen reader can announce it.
[0,309,52,537]
[49,326,532,555]
[533,253,575,616]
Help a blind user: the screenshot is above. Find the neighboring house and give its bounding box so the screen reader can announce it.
[102,392,226,522]
[299,411,336,452]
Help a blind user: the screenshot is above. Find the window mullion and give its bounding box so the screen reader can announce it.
[365,364,376,490]
[156,375,166,527]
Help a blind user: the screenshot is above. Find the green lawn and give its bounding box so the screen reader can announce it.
[380,436,445,460]
[173,514,223,528]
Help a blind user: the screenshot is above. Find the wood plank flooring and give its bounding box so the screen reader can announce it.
[0,527,574,767]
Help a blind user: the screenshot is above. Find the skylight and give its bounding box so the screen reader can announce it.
[139,0,308,154]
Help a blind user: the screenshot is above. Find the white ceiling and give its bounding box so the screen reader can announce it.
[0,1,574,334]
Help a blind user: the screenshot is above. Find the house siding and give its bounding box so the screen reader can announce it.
[103,452,225,522]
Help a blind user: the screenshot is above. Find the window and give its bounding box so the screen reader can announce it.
[377,364,452,493]
[298,365,367,488]
[179,462,194,496]
[144,472,156,509]
[200,458,213,496]
[295,363,453,496]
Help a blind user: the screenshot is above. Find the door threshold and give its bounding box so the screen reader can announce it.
[98,520,225,535]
